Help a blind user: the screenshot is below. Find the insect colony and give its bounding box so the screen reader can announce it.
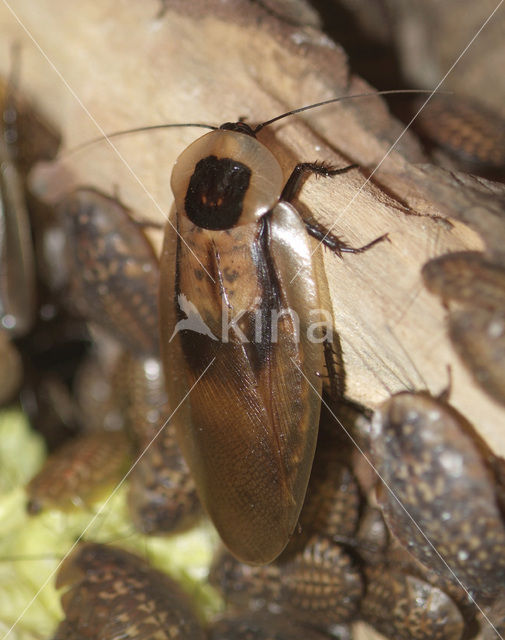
[1,2,505,639]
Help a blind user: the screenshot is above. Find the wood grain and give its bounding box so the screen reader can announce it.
[0,0,502,440]
[0,3,503,636]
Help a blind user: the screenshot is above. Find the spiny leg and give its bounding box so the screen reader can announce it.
[322,339,346,400]
[281,161,358,202]
[282,161,388,257]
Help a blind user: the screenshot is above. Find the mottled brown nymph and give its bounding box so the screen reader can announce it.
[53,543,206,640]
[370,391,505,601]
[58,188,160,357]
[422,251,505,407]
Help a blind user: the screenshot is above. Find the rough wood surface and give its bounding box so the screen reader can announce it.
[0,0,503,447]
[1,1,504,639]
[383,0,505,116]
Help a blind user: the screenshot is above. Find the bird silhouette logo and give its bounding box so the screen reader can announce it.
[169,294,218,342]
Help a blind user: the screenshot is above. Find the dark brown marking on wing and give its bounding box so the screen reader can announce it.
[244,215,284,376]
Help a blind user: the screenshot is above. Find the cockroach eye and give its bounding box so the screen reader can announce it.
[171,129,284,228]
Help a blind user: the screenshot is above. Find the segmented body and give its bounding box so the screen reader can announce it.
[27,431,130,514]
[53,543,206,640]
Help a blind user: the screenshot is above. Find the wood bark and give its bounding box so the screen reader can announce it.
[0,1,503,637]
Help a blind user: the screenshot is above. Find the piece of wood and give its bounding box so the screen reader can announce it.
[0,0,502,441]
[0,4,503,637]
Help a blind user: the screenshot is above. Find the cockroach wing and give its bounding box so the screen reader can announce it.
[159,201,324,564]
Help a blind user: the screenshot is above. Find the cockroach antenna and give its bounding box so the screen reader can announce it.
[65,122,218,157]
[63,88,448,157]
[253,88,449,132]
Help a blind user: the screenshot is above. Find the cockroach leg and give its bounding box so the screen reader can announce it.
[304,218,389,257]
[280,161,388,255]
[280,161,358,202]
[323,339,345,399]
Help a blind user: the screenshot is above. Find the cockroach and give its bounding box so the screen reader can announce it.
[156,93,404,566]
[411,94,505,179]
[281,400,363,554]
[121,352,202,535]
[361,561,466,640]
[26,430,130,514]
[422,251,505,407]
[57,89,434,565]
[209,611,340,640]
[211,533,363,631]
[56,188,160,357]
[73,345,201,534]
[369,390,505,602]
[0,72,36,337]
[0,59,60,339]
[52,542,206,640]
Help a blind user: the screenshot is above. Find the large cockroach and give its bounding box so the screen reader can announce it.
[155,93,409,565]
[54,89,434,565]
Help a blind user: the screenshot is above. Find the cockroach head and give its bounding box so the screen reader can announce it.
[220,121,256,137]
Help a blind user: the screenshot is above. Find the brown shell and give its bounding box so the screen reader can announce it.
[124,355,201,535]
[160,200,325,564]
[58,188,160,356]
[448,307,505,406]
[413,94,505,173]
[370,392,505,601]
[0,121,36,336]
[209,549,281,610]
[286,450,362,553]
[53,542,206,640]
[422,252,505,406]
[279,535,363,628]
[0,74,59,337]
[26,431,130,514]
[422,252,505,309]
[209,611,339,640]
[211,535,363,631]
[361,563,465,640]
